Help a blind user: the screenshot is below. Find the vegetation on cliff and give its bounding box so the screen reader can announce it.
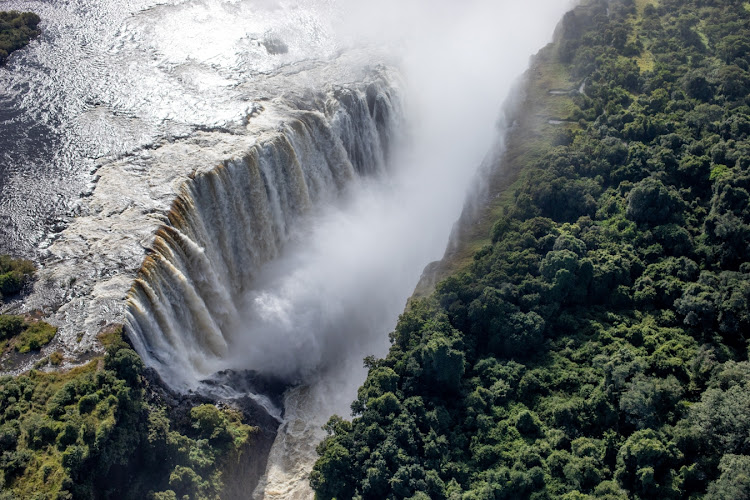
[312,0,750,498]
[0,316,58,354]
[0,324,256,498]
[1,257,57,355]
[0,11,41,66]
[1,255,256,499]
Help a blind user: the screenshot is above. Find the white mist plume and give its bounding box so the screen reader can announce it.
[227,0,576,408]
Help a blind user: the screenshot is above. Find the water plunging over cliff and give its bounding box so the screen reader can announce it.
[126,76,401,389]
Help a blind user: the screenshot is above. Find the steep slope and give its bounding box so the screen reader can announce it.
[312,0,750,498]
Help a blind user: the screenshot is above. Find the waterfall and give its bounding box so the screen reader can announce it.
[125,75,401,389]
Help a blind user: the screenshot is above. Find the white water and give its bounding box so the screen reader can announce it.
[247,3,577,496]
[123,0,577,387]
[125,75,403,388]
[0,0,342,255]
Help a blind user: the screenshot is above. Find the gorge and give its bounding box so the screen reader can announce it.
[0,0,589,497]
[3,0,750,497]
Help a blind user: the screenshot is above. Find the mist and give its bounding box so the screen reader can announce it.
[226,0,575,413]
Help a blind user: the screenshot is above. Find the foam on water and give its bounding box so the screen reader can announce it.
[0,0,340,255]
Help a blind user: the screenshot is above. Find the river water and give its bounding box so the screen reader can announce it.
[0,0,339,256]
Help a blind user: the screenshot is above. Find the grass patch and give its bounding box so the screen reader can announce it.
[0,314,57,353]
[544,95,580,121]
[636,49,655,72]
[536,62,576,92]
[15,321,57,353]
[528,53,580,122]
[697,21,710,50]
[632,0,656,72]
[96,324,124,348]
[0,314,25,340]
[49,351,63,366]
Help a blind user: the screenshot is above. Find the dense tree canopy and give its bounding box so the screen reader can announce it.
[312,0,750,498]
[0,11,40,66]
[0,329,255,499]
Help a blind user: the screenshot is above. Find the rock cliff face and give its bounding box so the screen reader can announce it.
[142,368,284,499]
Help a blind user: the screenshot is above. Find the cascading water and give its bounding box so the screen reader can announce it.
[126,79,402,389]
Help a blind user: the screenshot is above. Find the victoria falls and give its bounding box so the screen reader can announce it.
[2,0,750,498]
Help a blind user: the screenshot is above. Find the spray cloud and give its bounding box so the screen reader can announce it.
[224,0,576,411]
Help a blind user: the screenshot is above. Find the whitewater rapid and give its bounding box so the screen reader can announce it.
[0,0,341,256]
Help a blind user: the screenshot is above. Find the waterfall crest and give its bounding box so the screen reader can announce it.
[126,74,401,389]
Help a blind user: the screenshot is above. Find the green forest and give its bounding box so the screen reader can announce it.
[0,314,256,499]
[2,259,254,499]
[311,0,750,498]
[0,11,40,66]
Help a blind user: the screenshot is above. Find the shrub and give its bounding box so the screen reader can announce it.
[15,321,57,353]
[0,315,24,340]
[0,11,41,66]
